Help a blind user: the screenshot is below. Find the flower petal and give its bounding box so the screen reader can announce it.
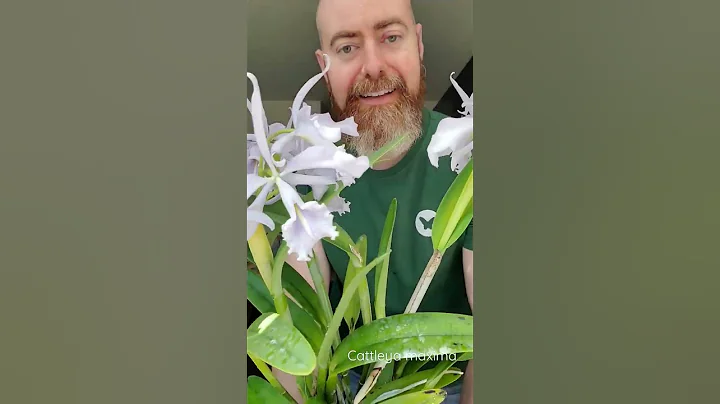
[246,72,276,175]
[248,174,271,199]
[450,140,473,173]
[247,181,276,240]
[282,173,338,187]
[326,195,350,215]
[247,209,275,239]
[427,116,473,168]
[275,178,304,220]
[311,113,359,141]
[283,146,370,181]
[291,54,331,128]
[449,72,473,116]
[281,201,338,261]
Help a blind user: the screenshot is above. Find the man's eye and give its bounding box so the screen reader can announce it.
[386,35,399,43]
[339,45,353,54]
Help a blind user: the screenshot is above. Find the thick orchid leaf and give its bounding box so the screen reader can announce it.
[362,368,461,404]
[376,360,395,387]
[247,376,293,404]
[247,270,324,354]
[247,313,316,376]
[431,159,473,252]
[329,313,472,375]
[374,198,397,319]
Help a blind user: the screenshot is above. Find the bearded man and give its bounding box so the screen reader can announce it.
[275,1,474,403]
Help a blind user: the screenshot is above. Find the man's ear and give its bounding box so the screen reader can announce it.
[315,49,329,84]
[415,23,424,61]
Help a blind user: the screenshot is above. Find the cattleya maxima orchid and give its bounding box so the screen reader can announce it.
[247,55,370,261]
[427,72,474,173]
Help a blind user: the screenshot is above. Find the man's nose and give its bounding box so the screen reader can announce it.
[361,44,387,79]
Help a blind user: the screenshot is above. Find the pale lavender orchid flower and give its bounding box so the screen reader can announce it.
[246,55,369,259]
[427,72,474,173]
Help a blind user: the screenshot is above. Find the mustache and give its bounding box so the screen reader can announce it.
[348,75,408,98]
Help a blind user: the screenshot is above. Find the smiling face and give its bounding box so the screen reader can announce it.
[315,0,426,158]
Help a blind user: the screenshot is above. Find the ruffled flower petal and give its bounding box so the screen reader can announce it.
[326,195,350,215]
[281,201,338,261]
[427,115,473,170]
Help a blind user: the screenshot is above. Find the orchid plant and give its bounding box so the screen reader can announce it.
[247,59,474,404]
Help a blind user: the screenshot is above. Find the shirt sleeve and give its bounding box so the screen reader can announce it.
[462,218,473,251]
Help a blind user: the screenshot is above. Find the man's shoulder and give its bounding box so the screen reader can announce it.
[423,108,450,136]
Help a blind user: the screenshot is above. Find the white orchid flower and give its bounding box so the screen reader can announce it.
[427,72,474,173]
[246,55,369,259]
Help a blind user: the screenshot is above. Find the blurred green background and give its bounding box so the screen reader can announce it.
[475,1,720,402]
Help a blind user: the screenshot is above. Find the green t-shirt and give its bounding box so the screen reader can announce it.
[323,108,473,378]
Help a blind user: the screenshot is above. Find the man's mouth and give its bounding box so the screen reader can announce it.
[360,89,395,98]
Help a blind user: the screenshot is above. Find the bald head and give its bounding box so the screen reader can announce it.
[312,0,426,160]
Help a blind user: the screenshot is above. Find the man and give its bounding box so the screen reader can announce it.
[274,1,473,403]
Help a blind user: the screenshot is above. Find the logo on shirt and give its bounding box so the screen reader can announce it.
[414,210,436,238]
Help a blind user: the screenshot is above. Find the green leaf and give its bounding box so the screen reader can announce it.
[354,236,373,327]
[281,262,326,326]
[247,270,275,313]
[371,389,447,404]
[315,251,392,397]
[248,376,293,404]
[431,159,473,252]
[342,238,363,331]
[247,313,316,376]
[368,135,409,167]
[263,199,291,225]
[400,358,430,378]
[247,271,324,354]
[376,360,395,387]
[323,223,357,257]
[361,368,460,404]
[375,198,397,320]
[329,313,473,375]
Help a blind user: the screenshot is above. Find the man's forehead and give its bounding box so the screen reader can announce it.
[316,0,415,44]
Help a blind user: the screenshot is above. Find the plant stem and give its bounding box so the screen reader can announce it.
[354,249,445,403]
[308,256,334,327]
[404,250,444,314]
[272,241,291,323]
[248,225,274,290]
[248,353,285,393]
[315,251,391,400]
[393,359,408,379]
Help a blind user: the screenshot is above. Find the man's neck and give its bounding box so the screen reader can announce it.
[371,149,409,170]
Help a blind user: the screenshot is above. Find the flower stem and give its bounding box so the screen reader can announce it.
[248,225,274,290]
[404,250,444,313]
[272,241,291,323]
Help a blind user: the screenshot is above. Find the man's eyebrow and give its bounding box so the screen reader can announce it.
[328,18,408,49]
[329,31,358,49]
[374,17,407,31]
